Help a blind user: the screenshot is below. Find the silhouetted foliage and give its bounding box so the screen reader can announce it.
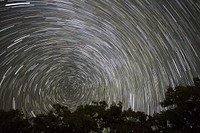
[0,109,30,133]
[158,78,200,132]
[0,78,200,133]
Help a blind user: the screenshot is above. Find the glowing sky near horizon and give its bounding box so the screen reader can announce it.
[0,0,200,116]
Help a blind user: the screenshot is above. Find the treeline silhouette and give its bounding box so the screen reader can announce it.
[0,78,200,133]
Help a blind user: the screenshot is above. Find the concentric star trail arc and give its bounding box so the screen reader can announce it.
[0,0,200,116]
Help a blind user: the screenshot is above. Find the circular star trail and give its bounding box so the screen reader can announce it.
[0,0,200,116]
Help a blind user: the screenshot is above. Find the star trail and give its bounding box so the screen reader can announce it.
[0,0,200,116]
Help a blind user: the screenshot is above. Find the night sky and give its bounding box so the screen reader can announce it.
[0,0,200,116]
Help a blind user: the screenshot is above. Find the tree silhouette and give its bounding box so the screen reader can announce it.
[159,78,200,132]
[0,109,30,133]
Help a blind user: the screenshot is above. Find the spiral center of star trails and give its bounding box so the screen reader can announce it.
[0,0,200,116]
